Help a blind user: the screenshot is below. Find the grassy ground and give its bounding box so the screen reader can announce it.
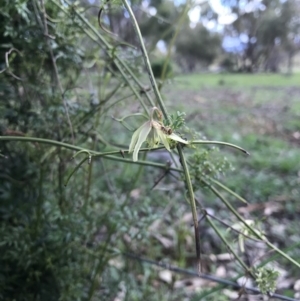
[174,72,300,88]
[165,72,300,205]
[99,72,300,300]
[49,71,300,300]
[161,72,300,284]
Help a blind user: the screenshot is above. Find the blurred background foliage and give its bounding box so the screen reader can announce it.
[0,0,300,300]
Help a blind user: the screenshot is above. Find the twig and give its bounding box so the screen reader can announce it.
[0,136,182,172]
[177,145,202,273]
[210,178,248,204]
[203,209,263,243]
[98,4,117,37]
[121,0,168,119]
[191,140,249,155]
[122,0,201,274]
[205,215,253,276]
[52,0,155,112]
[195,202,263,243]
[39,0,75,144]
[159,2,190,89]
[124,253,298,301]
[1,48,24,80]
[202,179,300,269]
[97,4,137,49]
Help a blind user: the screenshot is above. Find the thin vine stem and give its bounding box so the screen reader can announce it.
[159,1,190,89]
[0,136,182,172]
[205,215,253,276]
[64,0,156,109]
[121,0,168,119]
[210,178,248,204]
[50,0,151,113]
[39,0,75,143]
[0,136,158,155]
[177,144,202,273]
[2,134,299,268]
[201,178,300,269]
[124,253,299,301]
[191,140,249,155]
[122,0,202,273]
[204,210,262,242]
[65,157,88,186]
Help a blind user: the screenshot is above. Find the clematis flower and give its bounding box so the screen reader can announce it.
[129,107,188,161]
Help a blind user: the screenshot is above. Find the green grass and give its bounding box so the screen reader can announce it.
[174,72,300,88]
[162,75,300,287]
[165,72,300,210]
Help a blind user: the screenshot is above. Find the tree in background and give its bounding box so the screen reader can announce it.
[278,0,300,74]
[94,0,223,72]
[80,0,300,74]
[139,0,181,49]
[218,0,300,72]
[175,24,221,72]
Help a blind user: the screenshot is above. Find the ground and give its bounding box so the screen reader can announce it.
[139,72,300,300]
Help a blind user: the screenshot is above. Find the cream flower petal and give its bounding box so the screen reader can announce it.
[132,121,152,161]
[128,109,188,162]
[129,121,152,153]
[156,129,171,151]
[129,125,143,153]
[153,127,160,145]
[168,133,188,144]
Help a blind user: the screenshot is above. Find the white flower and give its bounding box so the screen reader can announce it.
[129,108,188,161]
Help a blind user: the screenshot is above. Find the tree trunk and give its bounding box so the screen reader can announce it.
[287,51,293,75]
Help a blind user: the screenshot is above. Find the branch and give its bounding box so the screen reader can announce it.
[0,136,182,172]
[121,0,168,119]
[177,144,202,273]
[40,0,74,143]
[191,140,249,155]
[124,253,298,301]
